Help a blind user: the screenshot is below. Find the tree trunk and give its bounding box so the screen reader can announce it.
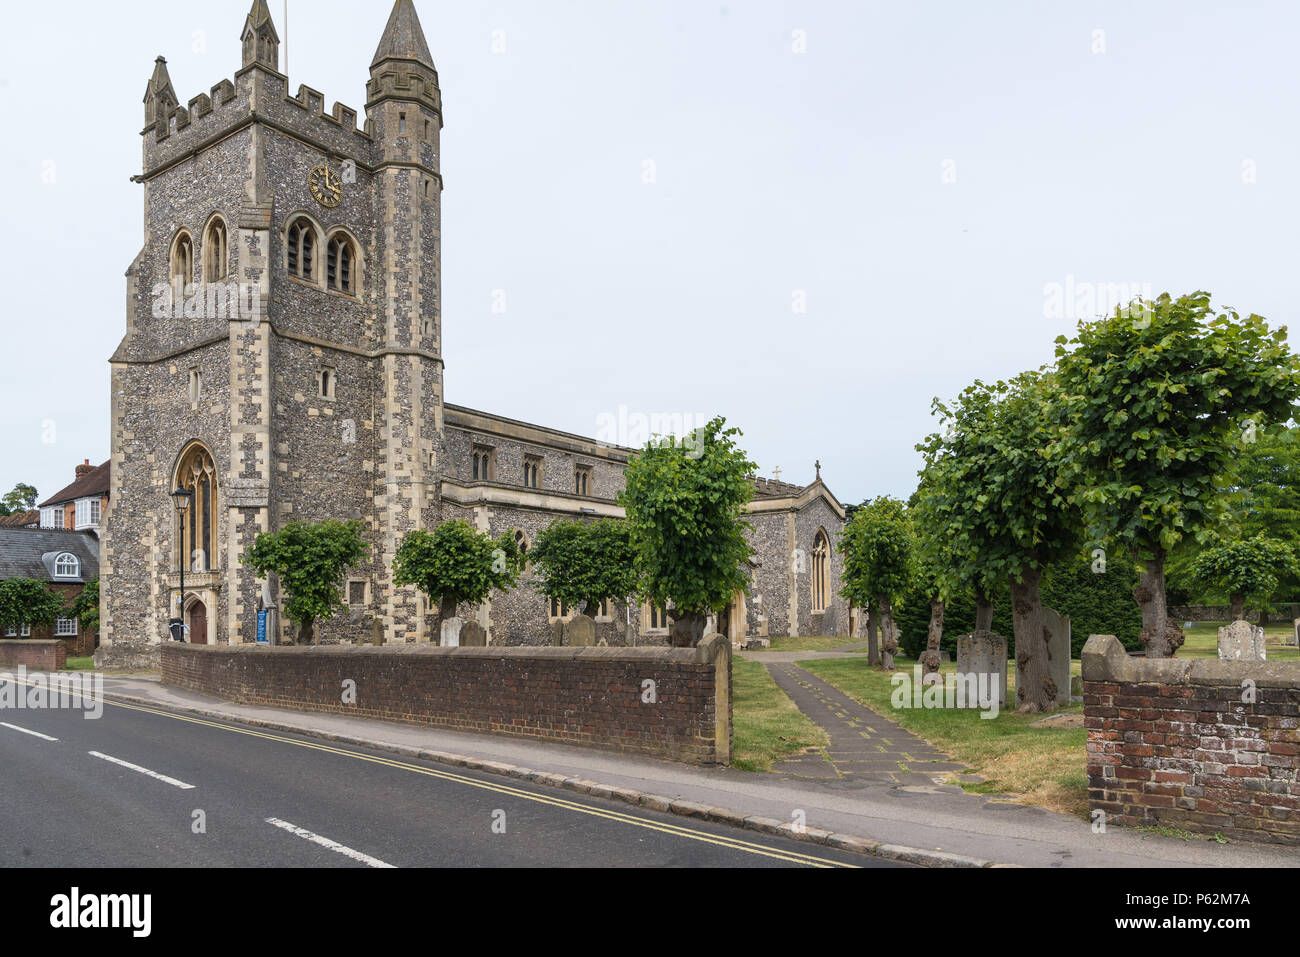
[1009,566,1054,713]
[920,597,945,685]
[974,589,994,632]
[1230,592,1246,622]
[301,617,315,646]
[669,610,707,648]
[866,601,880,666]
[878,593,898,671]
[1133,549,1184,657]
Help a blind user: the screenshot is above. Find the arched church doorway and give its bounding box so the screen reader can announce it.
[187,598,208,645]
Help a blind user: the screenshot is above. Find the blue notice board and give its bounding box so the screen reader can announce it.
[256,609,269,644]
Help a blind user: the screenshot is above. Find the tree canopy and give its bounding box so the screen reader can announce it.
[0,579,67,633]
[528,519,638,617]
[392,520,521,621]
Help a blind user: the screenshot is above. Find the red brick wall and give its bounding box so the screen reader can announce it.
[1083,634,1300,845]
[0,640,67,671]
[162,637,733,765]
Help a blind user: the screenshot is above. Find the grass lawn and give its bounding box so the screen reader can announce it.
[1176,622,1299,660]
[64,657,95,671]
[731,657,828,772]
[744,636,863,653]
[803,655,1089,818]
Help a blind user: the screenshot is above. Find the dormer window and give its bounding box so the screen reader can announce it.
[54,553,80,579]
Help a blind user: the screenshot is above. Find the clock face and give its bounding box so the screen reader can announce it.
[308,165,342,208]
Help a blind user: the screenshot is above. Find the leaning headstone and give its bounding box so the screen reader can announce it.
[440,616,463,648]
[956,630,1008,709]
[565,613,597,647]
[1218,619,1266,661]
[460,621,487,647]
[1042,606,1072,707]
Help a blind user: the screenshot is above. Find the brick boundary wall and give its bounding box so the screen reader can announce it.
[1083,634,1300,845]
[162,636,733,766]
[0,640,67,672]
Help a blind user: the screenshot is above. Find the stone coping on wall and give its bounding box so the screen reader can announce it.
[1082,633,1300,686]
[166,641,723,663]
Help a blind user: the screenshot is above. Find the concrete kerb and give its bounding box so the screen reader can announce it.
[98,688,1008,869]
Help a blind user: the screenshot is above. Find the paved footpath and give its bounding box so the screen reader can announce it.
[766,662,967,784]
[67,671,1300,868]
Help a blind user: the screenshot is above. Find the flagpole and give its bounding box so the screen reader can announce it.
[283,0,289,75]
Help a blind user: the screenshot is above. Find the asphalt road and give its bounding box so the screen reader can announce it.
[0,684,900,868]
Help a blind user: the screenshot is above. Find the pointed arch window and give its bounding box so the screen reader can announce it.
[287,219,316,281]
[175,444,218,573]
[327,234,357,295]
[171,231,194,288]
[812,530,830,613]
[204,217,229,282]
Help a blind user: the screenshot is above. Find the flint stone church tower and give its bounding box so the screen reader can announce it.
[100,0,851,665]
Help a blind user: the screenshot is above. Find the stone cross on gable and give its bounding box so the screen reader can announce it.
[772,466,781,482]
[815,460,821,480]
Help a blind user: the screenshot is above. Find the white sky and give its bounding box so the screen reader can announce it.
[1,0,1296,507]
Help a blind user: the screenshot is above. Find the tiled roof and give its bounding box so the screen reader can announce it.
[0,510,39,528]
[39,461,110,508]
[0,529,99,582]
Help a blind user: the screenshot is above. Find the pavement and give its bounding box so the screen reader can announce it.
[55,668,1300,868]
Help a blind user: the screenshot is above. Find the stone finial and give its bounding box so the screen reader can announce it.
[143,56,177,127]
[241,0,280,71]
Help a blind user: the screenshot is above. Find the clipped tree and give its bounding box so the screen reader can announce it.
[0,579,67,635]
[69,577,99,635]
[528,519,638,618]
[392,520,522,624]
[918,370,1079,711]
[0,483,38,516]
[618,417,755,647]
[839,495,913,669]
[1189,534,1297,621]
[1053,292,1300,656]
[241,519,368,644]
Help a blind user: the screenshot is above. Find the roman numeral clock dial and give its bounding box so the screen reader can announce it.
[308,165,343,208]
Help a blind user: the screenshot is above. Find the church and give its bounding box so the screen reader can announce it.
[99,0,852,663]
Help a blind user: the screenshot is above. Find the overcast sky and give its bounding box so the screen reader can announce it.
[1,0,1296,508]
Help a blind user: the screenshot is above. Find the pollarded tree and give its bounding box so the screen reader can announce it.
[839,495,913,670]
[618,416,755,648]
[241,519,368,644]
[918,370,1080,712]
[1189,534,1297,621]
[392,520,522,624]
[528,519,639,619]
[0,579,67,635]
[1053,292,1300,657]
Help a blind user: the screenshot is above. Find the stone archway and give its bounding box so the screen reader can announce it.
[187,597,208,645]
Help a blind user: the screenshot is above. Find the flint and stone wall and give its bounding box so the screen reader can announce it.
[161,635,733,765]
[1083,634,1300,845]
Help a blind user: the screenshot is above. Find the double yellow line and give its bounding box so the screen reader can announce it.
[9,676,856,867]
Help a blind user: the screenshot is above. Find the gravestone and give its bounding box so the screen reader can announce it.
[1292,619,1300,648]
[1042,606,1072,707]
[460,621,487,647]
[956,630,1007,709]
[440,616,462,648]
[1218,620,1266,661]
[550,620,565,646]
[565,614,597,647]
[819,606,837,637]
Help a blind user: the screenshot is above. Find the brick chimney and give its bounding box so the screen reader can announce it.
[75,459,93,479]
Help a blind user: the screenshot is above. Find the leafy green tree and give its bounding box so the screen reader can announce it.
[392,520,521,625]
[0,483,38,517]
[69,577,99,635]
[0,579,66,634]
[528,519,638,618]
[241,519,369,644]
[840,495,914,669]
[618,417,755,647]
[918,370,1079,711]
[1052,292,1300,656]
[1189,534,1297,621]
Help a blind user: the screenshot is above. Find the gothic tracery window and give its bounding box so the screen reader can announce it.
[176,444,218,572]
[204,217,229,282]
[171,231,194,288]
[812,530,830,613]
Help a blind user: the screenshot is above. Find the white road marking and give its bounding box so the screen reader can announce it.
[264,817,396,868]
[88,751,195,789]
[0,722,58,742]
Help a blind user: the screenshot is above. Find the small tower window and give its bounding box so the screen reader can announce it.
[574,466,592,496]
[204,217,228,282]
[523,456,541,489]
[188,367,202,404]
[171,231,194,288]
[399,112,407,134]
[319,367,336,400]
[287,219,316,281]
[472,446,494,482]
[327,235,357,295]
